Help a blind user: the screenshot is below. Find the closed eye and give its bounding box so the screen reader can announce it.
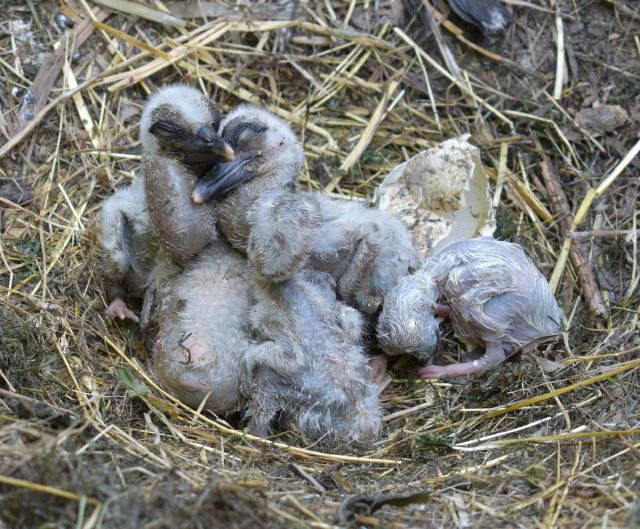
[228,121,268,147]
[241,122,268,134]
[149,120,182,136]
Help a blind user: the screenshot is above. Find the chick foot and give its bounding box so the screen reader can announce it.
[369,354,390,383]
[106,298,139,322]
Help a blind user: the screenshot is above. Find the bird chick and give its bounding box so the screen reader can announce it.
[192,103,304,252]
[192,104,418,315]
[140,84,234,263]
[135,85,250,413]
[244,191,382,443]
[377,237,566,378]
[245,270,383,443]
[376,273,442,362]
[152,240,250,414]
[193,105,382,441]
[101,83,234,322]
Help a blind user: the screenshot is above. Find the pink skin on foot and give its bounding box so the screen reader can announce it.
[106,298,139,323]
[434,304,451,318]
[369,353,390,383]
[417,342,507,379]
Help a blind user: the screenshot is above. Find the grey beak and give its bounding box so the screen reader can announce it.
[178,124,235,165]
[191,151,262,204]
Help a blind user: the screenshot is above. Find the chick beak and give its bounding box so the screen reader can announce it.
[191,151,262,204]
[178,124,235,165]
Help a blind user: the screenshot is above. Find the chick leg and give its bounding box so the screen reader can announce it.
[435,304,451,318]
[243,339,300,377]
[101,186,148,323]
[245,385,280,438]
[417,341,507,378]
[138,287,155,330]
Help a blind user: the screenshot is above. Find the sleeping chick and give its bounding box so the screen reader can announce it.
[192,106,382,441]
[100,83,234,323]
[377,237,566,378]
[192,104,418,316]
[101,84,251,412]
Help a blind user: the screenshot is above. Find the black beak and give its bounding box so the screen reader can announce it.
[176,124,235,165]
[191,151,262,203]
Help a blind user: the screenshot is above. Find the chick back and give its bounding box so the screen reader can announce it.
[428,237,565,353]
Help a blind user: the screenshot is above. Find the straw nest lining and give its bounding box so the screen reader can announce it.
[0,0,639,527]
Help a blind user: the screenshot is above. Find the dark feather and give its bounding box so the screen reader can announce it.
[448,0,513,33]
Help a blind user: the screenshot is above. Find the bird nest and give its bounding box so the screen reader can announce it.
[1,0,639,527]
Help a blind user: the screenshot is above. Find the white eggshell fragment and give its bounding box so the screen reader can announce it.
[373,134,495,259]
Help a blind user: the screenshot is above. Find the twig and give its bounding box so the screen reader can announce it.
[549,136,640,292]
[9,7,109,136]
[289,463,327,493]
[540,156,608,323]
[550,0,566,99]
[339,78,400,172]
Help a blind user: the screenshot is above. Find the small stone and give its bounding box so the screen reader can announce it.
[23,89,35,105]
[575,105,629,134]
[54,13,74,31]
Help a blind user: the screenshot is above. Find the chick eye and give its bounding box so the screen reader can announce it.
[244,123,268,134]
[230,122,266,145]
[149,121,181,136]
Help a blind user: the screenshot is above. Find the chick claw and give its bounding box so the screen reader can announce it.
[106,298,139,323]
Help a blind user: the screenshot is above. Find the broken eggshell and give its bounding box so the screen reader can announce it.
[373,134,495,259]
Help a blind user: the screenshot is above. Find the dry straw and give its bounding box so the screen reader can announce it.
[0,0,638,527]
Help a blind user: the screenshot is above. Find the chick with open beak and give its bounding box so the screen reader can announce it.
[101,84,234,324]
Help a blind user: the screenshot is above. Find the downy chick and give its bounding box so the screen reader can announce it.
[152,240,250,414]
[101,83,234,322]
[142,84,254,412]
[102,84,247,412]
[193,106,382,441]
[377,237,566,378]
[245,190,382,442]
[192,104,418,316]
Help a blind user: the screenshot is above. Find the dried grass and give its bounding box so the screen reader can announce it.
[1,0,639,527]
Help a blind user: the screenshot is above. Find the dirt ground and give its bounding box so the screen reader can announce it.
[1,0,639,528]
